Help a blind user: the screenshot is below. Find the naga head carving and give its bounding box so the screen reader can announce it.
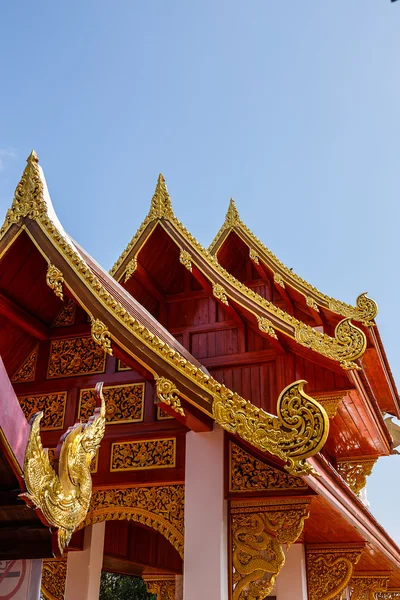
[21,382,106,555]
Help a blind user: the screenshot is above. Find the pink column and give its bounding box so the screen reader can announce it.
[274,543,308,599]
[64,522,106,600]
[183,425,228,600]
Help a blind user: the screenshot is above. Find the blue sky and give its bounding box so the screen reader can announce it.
[1,1,400,542]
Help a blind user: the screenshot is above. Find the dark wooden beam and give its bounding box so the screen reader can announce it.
[0,292,50,340]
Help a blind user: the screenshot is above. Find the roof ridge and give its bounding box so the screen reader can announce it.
[208,198,378,326]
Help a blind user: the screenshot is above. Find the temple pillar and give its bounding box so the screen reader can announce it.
[64,522,106,600]
[273,544,308,599]
[183,425,228,600]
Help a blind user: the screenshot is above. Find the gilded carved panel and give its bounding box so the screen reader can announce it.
[47,336,106,379]
[51,298,76,327]
[41,559,67,600]
[17,391,67,430]
[230,499,310,600]
[229,442,308,492]
[78,382,145,424]
[111,438,176,471]
[11,344,38,383]
[80,484,184,557]
[144,576,176,600]
[157,405,174,420]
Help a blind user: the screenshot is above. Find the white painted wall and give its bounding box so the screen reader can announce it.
[183,425,228,600]
[273,543,308,600]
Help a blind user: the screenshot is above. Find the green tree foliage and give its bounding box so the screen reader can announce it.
[99,571,156,600]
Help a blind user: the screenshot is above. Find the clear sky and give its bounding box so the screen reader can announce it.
[1,1,400,542]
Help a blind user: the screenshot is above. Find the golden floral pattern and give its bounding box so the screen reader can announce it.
[80,484,184,557]
[111,438,176,471]
[78,382,144,424]
[46,264,64,300]
[11,345,38,383]
[229,443,307,492]
[350,574,390,599]
[336,459,377,496]
[52,298,76,327]
[144,576,176,600]
[47,336,106,379]
[306,546,363,600]
[17,392,67,430]
[41,559,67,600]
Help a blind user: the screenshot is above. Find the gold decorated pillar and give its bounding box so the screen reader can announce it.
[230,498,310,599]
[306,545,364,600]
[349,573,391,600]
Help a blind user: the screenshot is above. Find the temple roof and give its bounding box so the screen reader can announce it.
[209,198,378,325]
[111,175,368,372]
[0,152,329,475]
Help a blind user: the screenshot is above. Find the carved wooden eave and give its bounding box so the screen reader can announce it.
[305,454,400,580]
[0,153,330,476]
[110,175,368,372]
[209,198,378,327]
[209,198,400,418]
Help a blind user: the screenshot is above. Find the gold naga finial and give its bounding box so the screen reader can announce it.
[0,149,47,238]
[148,173,174,220]
[225,197,241,229]
[21,382,106,555]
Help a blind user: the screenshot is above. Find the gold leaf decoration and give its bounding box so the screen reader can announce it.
[124,257,137,282]
[209,200,378,326]
[179,249,193,272]
[46,264,64,300]
[249,247,260,264]
[148,173,174,219]
[306,295,320,312]
[229,443,308,492]
[79,383,144,424]
[144,576,176,600]
[257,315,278,339]
[377,592,400,599]
[306,546,364,600]
[313,391,349,418]
[274,272,285,288]
[41,559,67,600]
[111,437,176,471]
[80,484,184,558]
[336,458,377,496]
[47,336,106,379]
[155,376,185,417]
[91,317,113,355]
[350,573,390,600]
[52,298,76,327]
[11,345,38,383]
[213,380,329,476]
[18,392,67,430]
[295,318,366,371]
[230,499,309,600]
[21,383,106,554]
[0,150,47,237]
[213,283,229,305]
